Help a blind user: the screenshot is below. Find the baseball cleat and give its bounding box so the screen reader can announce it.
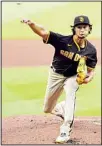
[55,133,70,144]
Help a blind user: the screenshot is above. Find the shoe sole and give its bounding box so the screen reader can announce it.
[55,139,70,144]
[55,141,69,144]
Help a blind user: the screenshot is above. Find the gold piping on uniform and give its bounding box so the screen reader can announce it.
[73,37,87,51]
[73,37,80,51]
[45,31,50,43]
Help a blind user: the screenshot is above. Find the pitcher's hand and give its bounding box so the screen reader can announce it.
[21,19,32,25]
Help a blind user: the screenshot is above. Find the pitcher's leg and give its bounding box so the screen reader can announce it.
[51,101,65,119]
[43,68,66,113]
[56,76,79,143]
[62,75,78,127]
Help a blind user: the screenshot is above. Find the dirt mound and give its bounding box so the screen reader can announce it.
[2,115,101,144]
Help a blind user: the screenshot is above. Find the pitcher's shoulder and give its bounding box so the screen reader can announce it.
[87,40,97,52]
[60,35,73,43]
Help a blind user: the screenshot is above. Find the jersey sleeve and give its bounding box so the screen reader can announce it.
[86,49,97,69]
[43,31,63,47]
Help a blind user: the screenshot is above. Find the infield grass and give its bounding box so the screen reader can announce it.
[2,65,101,117]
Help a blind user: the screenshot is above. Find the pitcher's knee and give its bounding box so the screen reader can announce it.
[43,107,51,113]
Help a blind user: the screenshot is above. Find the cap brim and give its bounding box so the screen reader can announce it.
[71,23,92,27]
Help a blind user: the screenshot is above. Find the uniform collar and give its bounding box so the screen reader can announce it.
[73,36,87,51]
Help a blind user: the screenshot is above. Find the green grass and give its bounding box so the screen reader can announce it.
[2,67,48,102]
[2,65,101,117]
[2,2,101,39]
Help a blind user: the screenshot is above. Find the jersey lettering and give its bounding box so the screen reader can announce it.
[74,54,81,61]
[60,50,65,55]
[64,51,69,57]
[68,52,74,60]
[60,50,81,61]
[45,32,97,77]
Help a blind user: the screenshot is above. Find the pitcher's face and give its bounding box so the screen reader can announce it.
[75,24,90,39]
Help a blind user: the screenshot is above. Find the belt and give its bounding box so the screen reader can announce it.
[50,66,63,75]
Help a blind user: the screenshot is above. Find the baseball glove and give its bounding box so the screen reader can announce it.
[76,56,87,85]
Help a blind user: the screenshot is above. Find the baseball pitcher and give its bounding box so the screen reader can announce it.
[21,15,97,144]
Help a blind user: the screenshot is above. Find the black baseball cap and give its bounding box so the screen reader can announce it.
[72,15,92,27]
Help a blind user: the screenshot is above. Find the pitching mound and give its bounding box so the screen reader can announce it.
[2,115,101,144]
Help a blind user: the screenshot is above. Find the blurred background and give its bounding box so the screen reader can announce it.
[2,2,101,39]
[2,2,101,118]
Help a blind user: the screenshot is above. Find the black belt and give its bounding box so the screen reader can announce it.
[51,66,56,72]
[51,66,63,75]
